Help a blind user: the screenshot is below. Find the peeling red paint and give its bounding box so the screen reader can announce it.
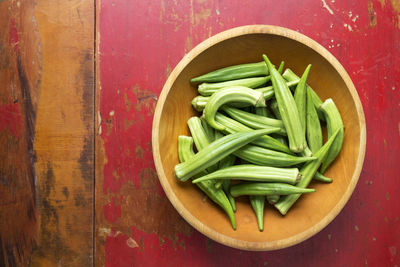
[99,0,400,266]
[103,197,122,223]
[0,100,22,137]
[9,18,19,52]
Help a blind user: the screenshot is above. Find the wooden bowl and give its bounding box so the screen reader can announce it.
[152,25,366,250]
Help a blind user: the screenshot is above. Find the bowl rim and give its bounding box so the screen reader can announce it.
[152,25,366,251]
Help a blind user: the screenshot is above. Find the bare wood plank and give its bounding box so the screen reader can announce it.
[30,0,94,266]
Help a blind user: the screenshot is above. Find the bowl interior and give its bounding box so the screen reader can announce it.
[155,30,364,250]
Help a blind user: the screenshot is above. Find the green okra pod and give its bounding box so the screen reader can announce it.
[267,195,280,204]
[191,61,268,83]
[214,112,292,154]
[306,86,323,154]
[277,61,285,73]
[178,135,236,229]
[200,116,215,142]
[198,76,270,96]
[187,117,219,173]
[294,64,312,135]
[250,195,265,231]
[234,144,317,167]
[218,153,237,210]
[203,86,266,131]
[269,99,282,120]
[230,182,315,197]
[314,171,333,183]
[192,165,301,185]
[282,68,324,121]
[192,95,210,112]
[294,64,313,157]
[274,128,342,215]
[221,106,286,135]
[319,98,344,173]
[254,106,274,118]
[263,54,306,153]
[175,129,271,181]
[255,79,300,100]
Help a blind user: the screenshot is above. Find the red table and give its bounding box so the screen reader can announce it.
[97,1,399,266]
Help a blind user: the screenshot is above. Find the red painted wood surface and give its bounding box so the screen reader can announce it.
[97,0,400,266]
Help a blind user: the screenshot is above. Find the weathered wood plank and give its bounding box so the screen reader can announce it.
[0,0,94,266]
[29,0,95,266]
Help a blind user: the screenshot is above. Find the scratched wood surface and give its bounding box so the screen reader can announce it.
[96,0,400,266]
[0,0,94,266]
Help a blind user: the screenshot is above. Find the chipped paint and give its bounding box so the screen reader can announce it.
[368,0,378,27]
[378,0,386,8]
[355,225,360,231]
[126,237,139,248]
[321,0,334,14]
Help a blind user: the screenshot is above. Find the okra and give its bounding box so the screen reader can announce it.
[204,86,266,131]
[218,153,237,211]
[319,98,344,173]
[187,117,219,173]
[263,54,306,153]
[200,116,215,142]
[214,112,292,153]
[192,95,210,112]
[234,144,317,167]
[213,130,231,189]
[282,68,324,121]
[267,195,280,204]
[269,99,282,120]
[274,128,341,215]
[277,61,285,73]
[294,64,312,134]
[192,165,301,185]
[178,135,236,229]
[306,86,323,154]
[198,77,269,96]
[294,64,313,157]
[175,129,271,181]
[255,79,300,100]
[250,195,265,231]
[254,106,273,118]
[230,182,315,197]
[191,61,268,83]
[314,171,333,183]
[221,106,286,135]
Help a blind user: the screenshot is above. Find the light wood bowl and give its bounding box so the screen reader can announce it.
[152,25,366,251]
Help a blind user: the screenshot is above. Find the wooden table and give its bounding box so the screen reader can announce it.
[1,0,399,266]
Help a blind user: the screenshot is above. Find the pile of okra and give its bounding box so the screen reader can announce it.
[174,54,344,231]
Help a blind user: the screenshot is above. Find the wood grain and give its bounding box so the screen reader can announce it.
[0,0,40,265]
[0,0,94,266]
[29,0,94,266]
